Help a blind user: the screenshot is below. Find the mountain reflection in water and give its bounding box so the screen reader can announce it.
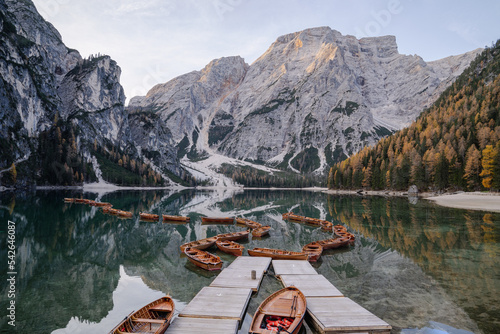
[0,189,498,334]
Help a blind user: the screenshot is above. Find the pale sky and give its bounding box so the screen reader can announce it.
[31,0,500,104]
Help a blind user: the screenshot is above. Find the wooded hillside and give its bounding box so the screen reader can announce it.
[328,40,500,191]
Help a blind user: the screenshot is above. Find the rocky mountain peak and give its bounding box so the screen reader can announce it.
[131,26,481,177]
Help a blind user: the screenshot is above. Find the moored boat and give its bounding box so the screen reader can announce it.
[249,286,307,334]
[252,225,271,237]
[94,202,112,207]
[236,217,262,229]
[282,212,306,222]
[162,214,190,223]
[216,239,244,256]
[215,229,250,241]
[140,212,160,221]
[248,247,308,260]
[201,217,234,224]
[74,198,87,203]
[235,217,250,225]
[180,237,218,252]
[63,198,75,202]
[316,237,350,250]
[184,247,222,271]
[109,296,175,334]
[108,208,133,218]
[302,241,323,262]
[320,220,333,231]
[283,213,330,229]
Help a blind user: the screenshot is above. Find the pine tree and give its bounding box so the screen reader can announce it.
[464,145,482,190]
[480,145,496,189]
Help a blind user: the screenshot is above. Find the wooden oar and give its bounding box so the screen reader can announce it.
[290,295,297,317]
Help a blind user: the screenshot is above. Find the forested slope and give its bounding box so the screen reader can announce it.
[328,40,500,191]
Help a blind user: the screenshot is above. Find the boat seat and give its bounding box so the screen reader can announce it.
[131,317,165,324]
[149,302,173,312]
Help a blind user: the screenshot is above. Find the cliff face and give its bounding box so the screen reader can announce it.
[0,0,180,185]
[0,0,79,159]
[131,27,480,174]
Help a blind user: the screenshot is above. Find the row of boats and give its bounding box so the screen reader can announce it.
[181,215,356,271]
[282,211,334,231]
[64,197,189,222]
[109,286,307,334]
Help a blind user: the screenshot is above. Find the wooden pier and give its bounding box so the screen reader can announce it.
[166,257,271,333]
[274,259,391,334]
[166,256,391,334]
[210,256,271,292]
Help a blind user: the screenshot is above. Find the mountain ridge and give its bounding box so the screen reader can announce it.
[130,26,481,180]
[0,1,483,187]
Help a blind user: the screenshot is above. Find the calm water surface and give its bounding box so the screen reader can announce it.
[0,189,498,334]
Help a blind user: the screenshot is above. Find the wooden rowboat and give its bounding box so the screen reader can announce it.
[302,241,323,262]
[320,220,333,231]
[94,202,112,207]
[109,296,175,334]
[216,230,250,241]
[109,208,133,218]
[235,217,250,225]
[236,217,262,229]
[249,286,306,334]
[162,214,189,223]
[252,225,271,237]
[248,247,308,261]
[140,213,160,221]
[316,237,350,250]
[216,239,244,256]
[201,217,234,224]
[180,237,218,252]
[334,224,347,235]
[184,247,222,271]
[74,198,87,203]
[63,198,75,202]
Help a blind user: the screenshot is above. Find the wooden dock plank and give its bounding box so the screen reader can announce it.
[166,317,239,333]
[179,286,252,321]
[272,259,317,276]
[210,268,264,292]
[279,274,343,297]
[306,297,391,333]
[227,256,271,273]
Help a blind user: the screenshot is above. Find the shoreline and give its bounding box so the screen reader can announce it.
[3,185,499,213]
[425,192,500,213]
[325,189,500,213]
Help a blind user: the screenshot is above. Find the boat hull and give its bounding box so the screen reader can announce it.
[216,230,250,241]
[201,217,234,224]
[180,237,218,252]
[184,248,223,271]
[162,214,189,223]
[252,226,271,237]
[248,248,308,260]
[110,296,174,334]
[140,213,160,221]
[216,240,244,256]
[302,242,323,262]
[249,286,306,334]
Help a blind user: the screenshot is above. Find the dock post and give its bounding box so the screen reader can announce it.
[251,270,256,280]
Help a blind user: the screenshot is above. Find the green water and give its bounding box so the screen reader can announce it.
[0,189,499,334]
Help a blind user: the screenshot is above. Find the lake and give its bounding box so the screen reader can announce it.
[0,189,498,333]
